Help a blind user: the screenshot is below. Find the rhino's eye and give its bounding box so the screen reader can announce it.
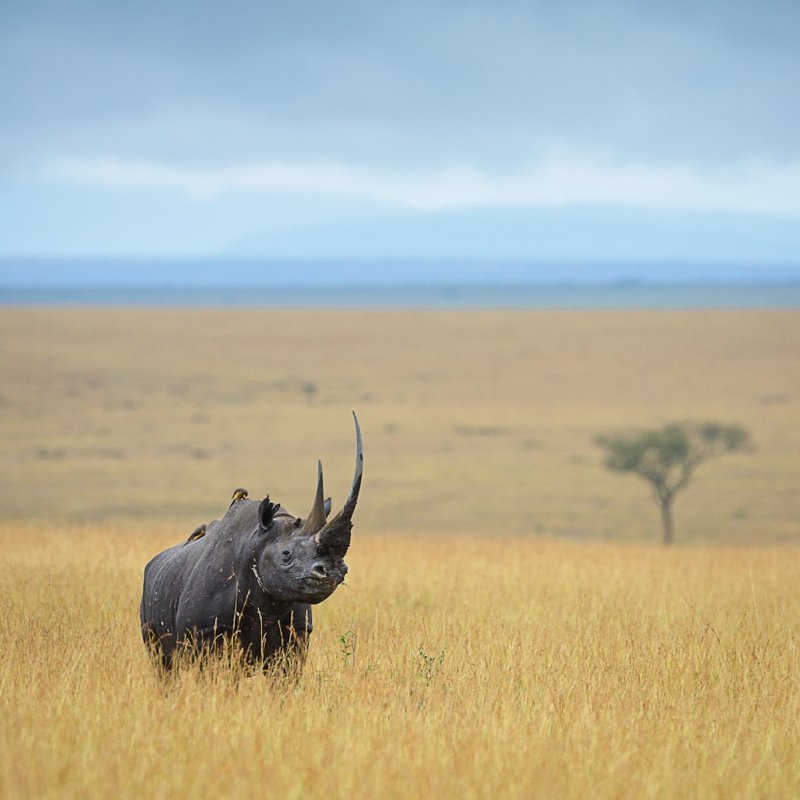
[281,550,292,563]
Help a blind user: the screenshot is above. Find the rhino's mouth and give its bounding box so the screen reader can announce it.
[303,572,345,595]
[299,566,347,603]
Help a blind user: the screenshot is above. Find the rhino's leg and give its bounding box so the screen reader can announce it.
[284,603,313,651]
[282,603,313,676]
[142,623,174,673]
[259,603,313,675]
[188,623,237,655]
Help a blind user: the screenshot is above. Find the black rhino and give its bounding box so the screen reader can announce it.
[140,414,363,672]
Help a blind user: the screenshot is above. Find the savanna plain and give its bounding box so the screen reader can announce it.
[1,309,798,798]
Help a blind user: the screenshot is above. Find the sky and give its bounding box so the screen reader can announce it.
[1,0,799,262]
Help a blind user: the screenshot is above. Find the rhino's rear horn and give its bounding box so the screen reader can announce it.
[315,412,363,556]
[300,461,327,536]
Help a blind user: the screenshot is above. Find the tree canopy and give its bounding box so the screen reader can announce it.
[595,422,750,544]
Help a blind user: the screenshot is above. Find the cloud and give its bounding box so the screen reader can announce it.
[3,1,800,172]
[42,155,800,217]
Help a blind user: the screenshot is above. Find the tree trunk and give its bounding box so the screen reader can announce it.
[660,496,674,545]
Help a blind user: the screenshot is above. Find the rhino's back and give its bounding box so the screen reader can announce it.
[140,540,197,646]
[140,502,259,649]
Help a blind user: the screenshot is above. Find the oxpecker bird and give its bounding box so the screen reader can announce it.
[186,523,206,543]
[229,488,248,507]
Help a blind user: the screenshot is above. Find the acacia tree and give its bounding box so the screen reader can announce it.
[595,422,750,545]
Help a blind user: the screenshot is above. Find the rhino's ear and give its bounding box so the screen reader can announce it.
[324,497,332,518]
[258,497,277,533]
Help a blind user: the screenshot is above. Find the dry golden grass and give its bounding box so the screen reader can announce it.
[1,309,799,797]
[1,523,798,799]
[0,309,798,542]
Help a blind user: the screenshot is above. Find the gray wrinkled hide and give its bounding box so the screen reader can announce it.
[140,500,312,670]
[139,414,362,673]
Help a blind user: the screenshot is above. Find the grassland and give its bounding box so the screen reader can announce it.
[0,309,798,542]
[1,524,798,798]
[0,309,799,798]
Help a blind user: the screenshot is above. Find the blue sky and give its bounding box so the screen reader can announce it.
[2,0,799,261]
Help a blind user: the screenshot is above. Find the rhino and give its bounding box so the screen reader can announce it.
[139,413,363,672]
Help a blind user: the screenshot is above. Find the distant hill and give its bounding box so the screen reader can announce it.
[0,258,800,289]
[228,205,800,266]
[1,258,799,289]
[2,205,800,287]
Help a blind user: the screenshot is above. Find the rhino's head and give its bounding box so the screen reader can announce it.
[252,413,363,606]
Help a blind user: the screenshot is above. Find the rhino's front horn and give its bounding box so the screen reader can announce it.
[300,460,327,536]
[315,412,363,556]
